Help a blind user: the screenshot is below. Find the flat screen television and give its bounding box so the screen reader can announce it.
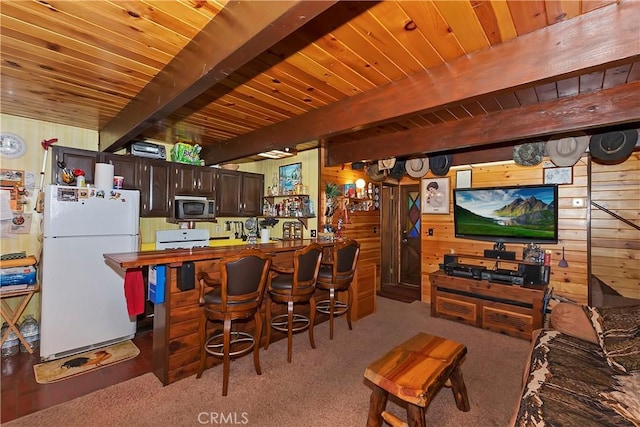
[453,184,558,245]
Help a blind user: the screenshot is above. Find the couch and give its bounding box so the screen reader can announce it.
[511,301,640,426]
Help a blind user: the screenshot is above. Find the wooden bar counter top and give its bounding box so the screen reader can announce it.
[104,239,334,270]
[104,239,337,385]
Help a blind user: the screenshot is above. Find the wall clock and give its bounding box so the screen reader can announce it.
[0,133,27,159]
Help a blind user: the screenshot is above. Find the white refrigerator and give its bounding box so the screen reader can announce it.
[41,185,140,361]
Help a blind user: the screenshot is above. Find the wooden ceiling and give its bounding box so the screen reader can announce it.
[1,1,639,166]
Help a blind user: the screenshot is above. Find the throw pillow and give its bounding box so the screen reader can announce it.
[550,302,598,343]
[585,305,640,372]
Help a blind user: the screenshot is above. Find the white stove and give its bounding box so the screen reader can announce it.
[155,229,210,250]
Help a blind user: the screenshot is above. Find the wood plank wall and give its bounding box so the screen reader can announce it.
[421,158,590,304]
[319,148,381,284]
[318,148,635,306]
[590,152,640,300]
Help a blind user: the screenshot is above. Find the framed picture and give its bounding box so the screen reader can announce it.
[456,169,472,188]
[343,183,356,198]
[279,162,302,194]
[544,167,573,185]
[422,177,450,214]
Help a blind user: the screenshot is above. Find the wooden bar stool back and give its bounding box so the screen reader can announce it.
[316,239,360,339]
[196,248,272,396]
[264,242,323,363]
[364,333,470,427]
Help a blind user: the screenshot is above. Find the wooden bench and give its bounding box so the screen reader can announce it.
[364,332,470,427]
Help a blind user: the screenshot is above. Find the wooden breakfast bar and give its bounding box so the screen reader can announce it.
[104,239,339,385]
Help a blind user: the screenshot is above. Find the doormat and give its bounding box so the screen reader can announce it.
[33,340,140,384]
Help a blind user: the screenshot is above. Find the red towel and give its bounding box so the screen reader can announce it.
[124,268,145,316]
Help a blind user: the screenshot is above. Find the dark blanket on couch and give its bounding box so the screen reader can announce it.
[513,330,639,426]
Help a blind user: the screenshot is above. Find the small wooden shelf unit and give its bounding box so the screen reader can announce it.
[430,255,548,340]
[0,256,40,354]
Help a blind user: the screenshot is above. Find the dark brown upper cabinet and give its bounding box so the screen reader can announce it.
[139,158,172,218]
[51,146,99,185]
[102,152,139,190]
[171,163,216,198]
[216,169,264,217]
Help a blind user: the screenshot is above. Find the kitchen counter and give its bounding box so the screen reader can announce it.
[107,239,332,269]
[139,238,250,252]
[104,239,338,385]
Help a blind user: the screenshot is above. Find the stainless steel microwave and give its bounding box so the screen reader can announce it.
[174,196,216,220]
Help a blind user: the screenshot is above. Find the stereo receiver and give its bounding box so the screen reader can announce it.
[481,269,525,286]
[443,263,486,280]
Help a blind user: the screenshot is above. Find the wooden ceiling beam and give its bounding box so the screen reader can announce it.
[202,1,639,164]
[450,146,514,166]
[98,1,337,153]
[326,82,640,165]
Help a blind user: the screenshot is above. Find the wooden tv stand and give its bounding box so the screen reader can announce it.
[430,256,549,340]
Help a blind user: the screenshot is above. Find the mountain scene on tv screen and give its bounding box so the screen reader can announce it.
[456,189,555,239]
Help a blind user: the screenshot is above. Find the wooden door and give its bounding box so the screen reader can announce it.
[172,164,216,197]
[139,159,171,217]
[400,185,421,287]
[172,164,198,196]
[217,169,242,216]
[103,153,139,190]
[380,185,398,285]
[198,167,217,198]
[241,172,264,216]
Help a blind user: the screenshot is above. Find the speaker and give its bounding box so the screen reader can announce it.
[484,249,516,260]
[178,262,195,291]
[444,255,458,266]
[519,264,547,285]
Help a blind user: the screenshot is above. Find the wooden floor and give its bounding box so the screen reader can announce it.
[0,330,153,424]
[377,284,421,303]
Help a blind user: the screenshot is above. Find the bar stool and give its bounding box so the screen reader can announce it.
[316,239,360,339]
[195,248,272,396]
[264,242,323,362]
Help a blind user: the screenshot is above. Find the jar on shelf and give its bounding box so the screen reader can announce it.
[293,222,302,239]
[1,322,19,358]
[283,222,291,239]
[19,314,39,352]
[271,173,279,195]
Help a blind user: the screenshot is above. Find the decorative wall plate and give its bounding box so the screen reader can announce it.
[0,133,27,159]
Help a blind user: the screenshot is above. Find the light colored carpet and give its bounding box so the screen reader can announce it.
[33,340,140,384]
[8,298,530,426]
